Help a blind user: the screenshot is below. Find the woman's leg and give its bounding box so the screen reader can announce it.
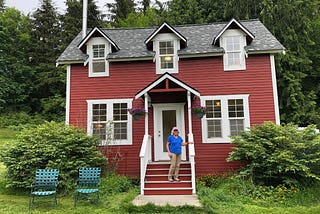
[174,154,181,179]
[168,154,177,181]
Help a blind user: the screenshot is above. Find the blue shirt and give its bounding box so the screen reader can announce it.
[167,135,183,154]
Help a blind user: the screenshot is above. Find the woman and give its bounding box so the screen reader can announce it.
[166,127,191,182]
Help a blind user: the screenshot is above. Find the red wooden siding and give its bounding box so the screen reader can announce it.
[69,54,276,177]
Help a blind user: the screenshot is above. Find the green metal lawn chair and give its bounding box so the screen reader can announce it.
[29,169,59,210]
[74,167,101,207]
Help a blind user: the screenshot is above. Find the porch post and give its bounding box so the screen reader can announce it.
[144,93,148,135]
[187,91,192,134]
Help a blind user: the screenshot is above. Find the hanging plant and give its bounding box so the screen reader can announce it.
[191,106,207,119]
[127,108,146,120]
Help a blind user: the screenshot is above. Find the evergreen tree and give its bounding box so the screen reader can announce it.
[107,0,136,24]
[166,0,225,25]
[29,0,65,120]
[0,8,32,112]
[0,0,5,12]
[61,0,105,47]
[141,0,150,14]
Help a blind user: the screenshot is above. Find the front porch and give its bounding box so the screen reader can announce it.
[135,73,200,195]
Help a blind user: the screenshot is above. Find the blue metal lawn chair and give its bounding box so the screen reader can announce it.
[29,169,59,210]
[74,167,101,207]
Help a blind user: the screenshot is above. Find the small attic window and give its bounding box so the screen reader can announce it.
[153,33,180,74]
[87,37,110,77]
[220,29,246,71]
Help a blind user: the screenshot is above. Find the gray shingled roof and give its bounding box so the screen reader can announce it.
[57,19,284,64]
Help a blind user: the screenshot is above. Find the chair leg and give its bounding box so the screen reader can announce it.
[74,192,77,207]
[29,195,34,210]
[53,194,57,206]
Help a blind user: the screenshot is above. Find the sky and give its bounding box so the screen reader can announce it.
[5,0,114,14]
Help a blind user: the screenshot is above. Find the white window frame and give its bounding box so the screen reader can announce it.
[201,94,250,143]
[153,33,180,74]
[87,99,133,145]
[86,37,111,77]
[220,29,247,71]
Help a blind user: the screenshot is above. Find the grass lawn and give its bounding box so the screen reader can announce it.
[0,128,320,213]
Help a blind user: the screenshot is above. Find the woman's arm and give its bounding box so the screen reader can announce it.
[166,141,172,157]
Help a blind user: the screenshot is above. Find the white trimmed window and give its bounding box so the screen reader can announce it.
[220,29,246,71]
[153,33,180,74]
[87,99,132,145]
[201,95,250,143]
[86,37,110,77]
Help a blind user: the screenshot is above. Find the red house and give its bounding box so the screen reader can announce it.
[57,19,284,195]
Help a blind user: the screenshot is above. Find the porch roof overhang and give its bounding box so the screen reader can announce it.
[135,73,200,99]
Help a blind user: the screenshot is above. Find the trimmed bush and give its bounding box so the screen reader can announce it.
[0,121,106,192]
[228,122,320,186]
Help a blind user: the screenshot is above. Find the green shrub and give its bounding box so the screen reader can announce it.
[100,174,134,195]
[0,112,45,128]
[228,122,320,186]
[0,121,106,192]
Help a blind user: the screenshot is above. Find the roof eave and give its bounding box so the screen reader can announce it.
[77,27,120,51]
[213,18,255,45]
[144,22,187,45]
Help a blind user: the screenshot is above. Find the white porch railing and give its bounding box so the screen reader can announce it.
[188,133,196,194]
[139,134,152,195]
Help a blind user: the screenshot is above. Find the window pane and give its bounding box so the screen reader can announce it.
[113,103,128,121]
[159,41,174,53]
[92,104,107,121]
[207,120,222,138]
[228,99,244,118]
[205,99,221,118]
[93,44,105,58]
[160,56,174,69]
[93,61,105,73]
[230,119,244,136]
[114,122,127,140]
[93,123,106,140]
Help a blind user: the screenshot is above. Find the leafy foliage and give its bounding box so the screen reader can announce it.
[228,122,320,186]
[0,122,106,192]
[0,8,33,112]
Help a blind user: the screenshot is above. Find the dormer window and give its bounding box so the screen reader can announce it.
[153,33,180,74]
[87,37,110,77]
[220,29,247,71]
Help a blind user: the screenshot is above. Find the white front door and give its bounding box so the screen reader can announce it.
[153,103,186,161]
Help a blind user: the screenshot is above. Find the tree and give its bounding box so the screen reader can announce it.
[0,8,33,112]
[140,0,150,14]
[29,0,65,120]
[116,7,165,27]
[258,0,320,126]
[107,0,136,24]
[222,0,320,127]
[166,0,226,25]
[0,0,5,12]
[61,0,105,47]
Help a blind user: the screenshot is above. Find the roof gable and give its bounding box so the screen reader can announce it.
[145,22,187,48]
[135,73,200,99]
[78,27,120,51]
[212,18,255,45]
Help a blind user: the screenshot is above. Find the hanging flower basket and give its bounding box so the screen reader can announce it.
[191,106,207,119]
[127,108,146,121]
